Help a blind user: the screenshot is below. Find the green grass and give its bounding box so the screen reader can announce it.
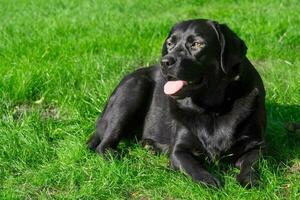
[1,0,300,199]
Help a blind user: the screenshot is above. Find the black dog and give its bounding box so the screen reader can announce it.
[87,19,266,188]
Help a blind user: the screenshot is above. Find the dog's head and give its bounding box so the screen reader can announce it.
[161,19,247,98]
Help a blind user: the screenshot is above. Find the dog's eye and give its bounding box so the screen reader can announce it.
[166,41,175,49]
[191,41,205,50]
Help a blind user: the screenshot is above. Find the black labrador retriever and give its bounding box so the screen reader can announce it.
[87,19,266,188]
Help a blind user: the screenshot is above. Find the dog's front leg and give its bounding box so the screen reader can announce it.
[235,148,261,188]
[169,129,221,188]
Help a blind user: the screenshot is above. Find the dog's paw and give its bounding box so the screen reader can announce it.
[95,143,113,154]
[196,172,222,188]
[236,170,260,188]
[86,133,101,151]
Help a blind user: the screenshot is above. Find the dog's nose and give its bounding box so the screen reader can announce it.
[161,55,176,68]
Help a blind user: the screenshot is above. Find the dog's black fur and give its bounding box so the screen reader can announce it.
[87,19,266,188]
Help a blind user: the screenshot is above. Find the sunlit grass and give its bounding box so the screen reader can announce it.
[0,0,300,199]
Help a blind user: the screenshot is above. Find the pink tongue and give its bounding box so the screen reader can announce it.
[164,80,187,95]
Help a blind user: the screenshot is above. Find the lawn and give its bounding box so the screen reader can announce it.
[0,0,300,199]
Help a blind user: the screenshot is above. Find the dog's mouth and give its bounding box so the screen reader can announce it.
[164,76,204,97]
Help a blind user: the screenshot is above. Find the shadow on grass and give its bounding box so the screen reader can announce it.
[264,103,300,165]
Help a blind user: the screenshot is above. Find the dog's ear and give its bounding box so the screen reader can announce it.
[213,23,247,74]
